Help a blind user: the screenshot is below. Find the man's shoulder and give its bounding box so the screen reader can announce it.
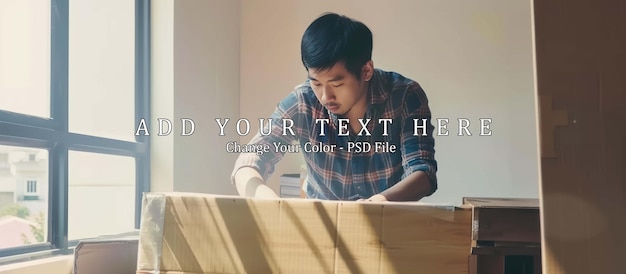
[375,68,422,89]
[275,80,319,114]
[290,80,319,104]
[373,68,427,107]
[294,79,311,91]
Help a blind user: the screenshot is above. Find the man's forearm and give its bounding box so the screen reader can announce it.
[378,171,432,201]
[234,167,279,199]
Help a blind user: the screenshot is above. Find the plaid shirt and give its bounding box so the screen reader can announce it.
[231,68,437,200]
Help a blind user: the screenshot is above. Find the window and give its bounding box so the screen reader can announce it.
[26,181,38,194]
[0,146,49,249]
[0,0,150,259]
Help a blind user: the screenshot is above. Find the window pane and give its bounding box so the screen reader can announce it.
[68,0,135,141]
[0,0,51,118]
[0,145,49,249]
[68,151,135,240]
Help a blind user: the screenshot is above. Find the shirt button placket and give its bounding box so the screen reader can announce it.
[353,157,365,198]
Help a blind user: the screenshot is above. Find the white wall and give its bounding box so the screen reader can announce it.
[151,0,240,195]
[240,0,540,205]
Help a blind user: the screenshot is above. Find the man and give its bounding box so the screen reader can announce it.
[230,12,437,202]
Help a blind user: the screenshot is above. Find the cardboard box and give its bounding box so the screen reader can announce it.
[73,231,139,274]
[137,193,472,274]
[279,174,301,198]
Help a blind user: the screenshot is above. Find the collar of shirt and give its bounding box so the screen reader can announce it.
[327,69,391,127]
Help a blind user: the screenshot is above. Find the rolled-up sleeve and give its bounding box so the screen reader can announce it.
[400,82,438,196]
[230,91,304,184]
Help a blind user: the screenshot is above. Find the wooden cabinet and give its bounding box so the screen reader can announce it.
[464,198,542,274]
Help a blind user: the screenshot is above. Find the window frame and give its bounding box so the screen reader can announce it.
[0,0,151,260]
[26,180,38,195]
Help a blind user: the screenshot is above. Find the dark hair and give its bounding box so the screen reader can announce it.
[301,12,373,80]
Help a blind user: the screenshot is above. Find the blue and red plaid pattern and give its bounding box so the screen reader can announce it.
[231,69,437,200]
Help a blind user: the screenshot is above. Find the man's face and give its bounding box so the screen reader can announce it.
[308,61,372,117]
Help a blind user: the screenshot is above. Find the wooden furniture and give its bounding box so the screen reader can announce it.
[464,197,542,274]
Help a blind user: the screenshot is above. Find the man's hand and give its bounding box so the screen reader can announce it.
[234,167,279,199]
[374,171,432,201]
[357,194,388,202]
